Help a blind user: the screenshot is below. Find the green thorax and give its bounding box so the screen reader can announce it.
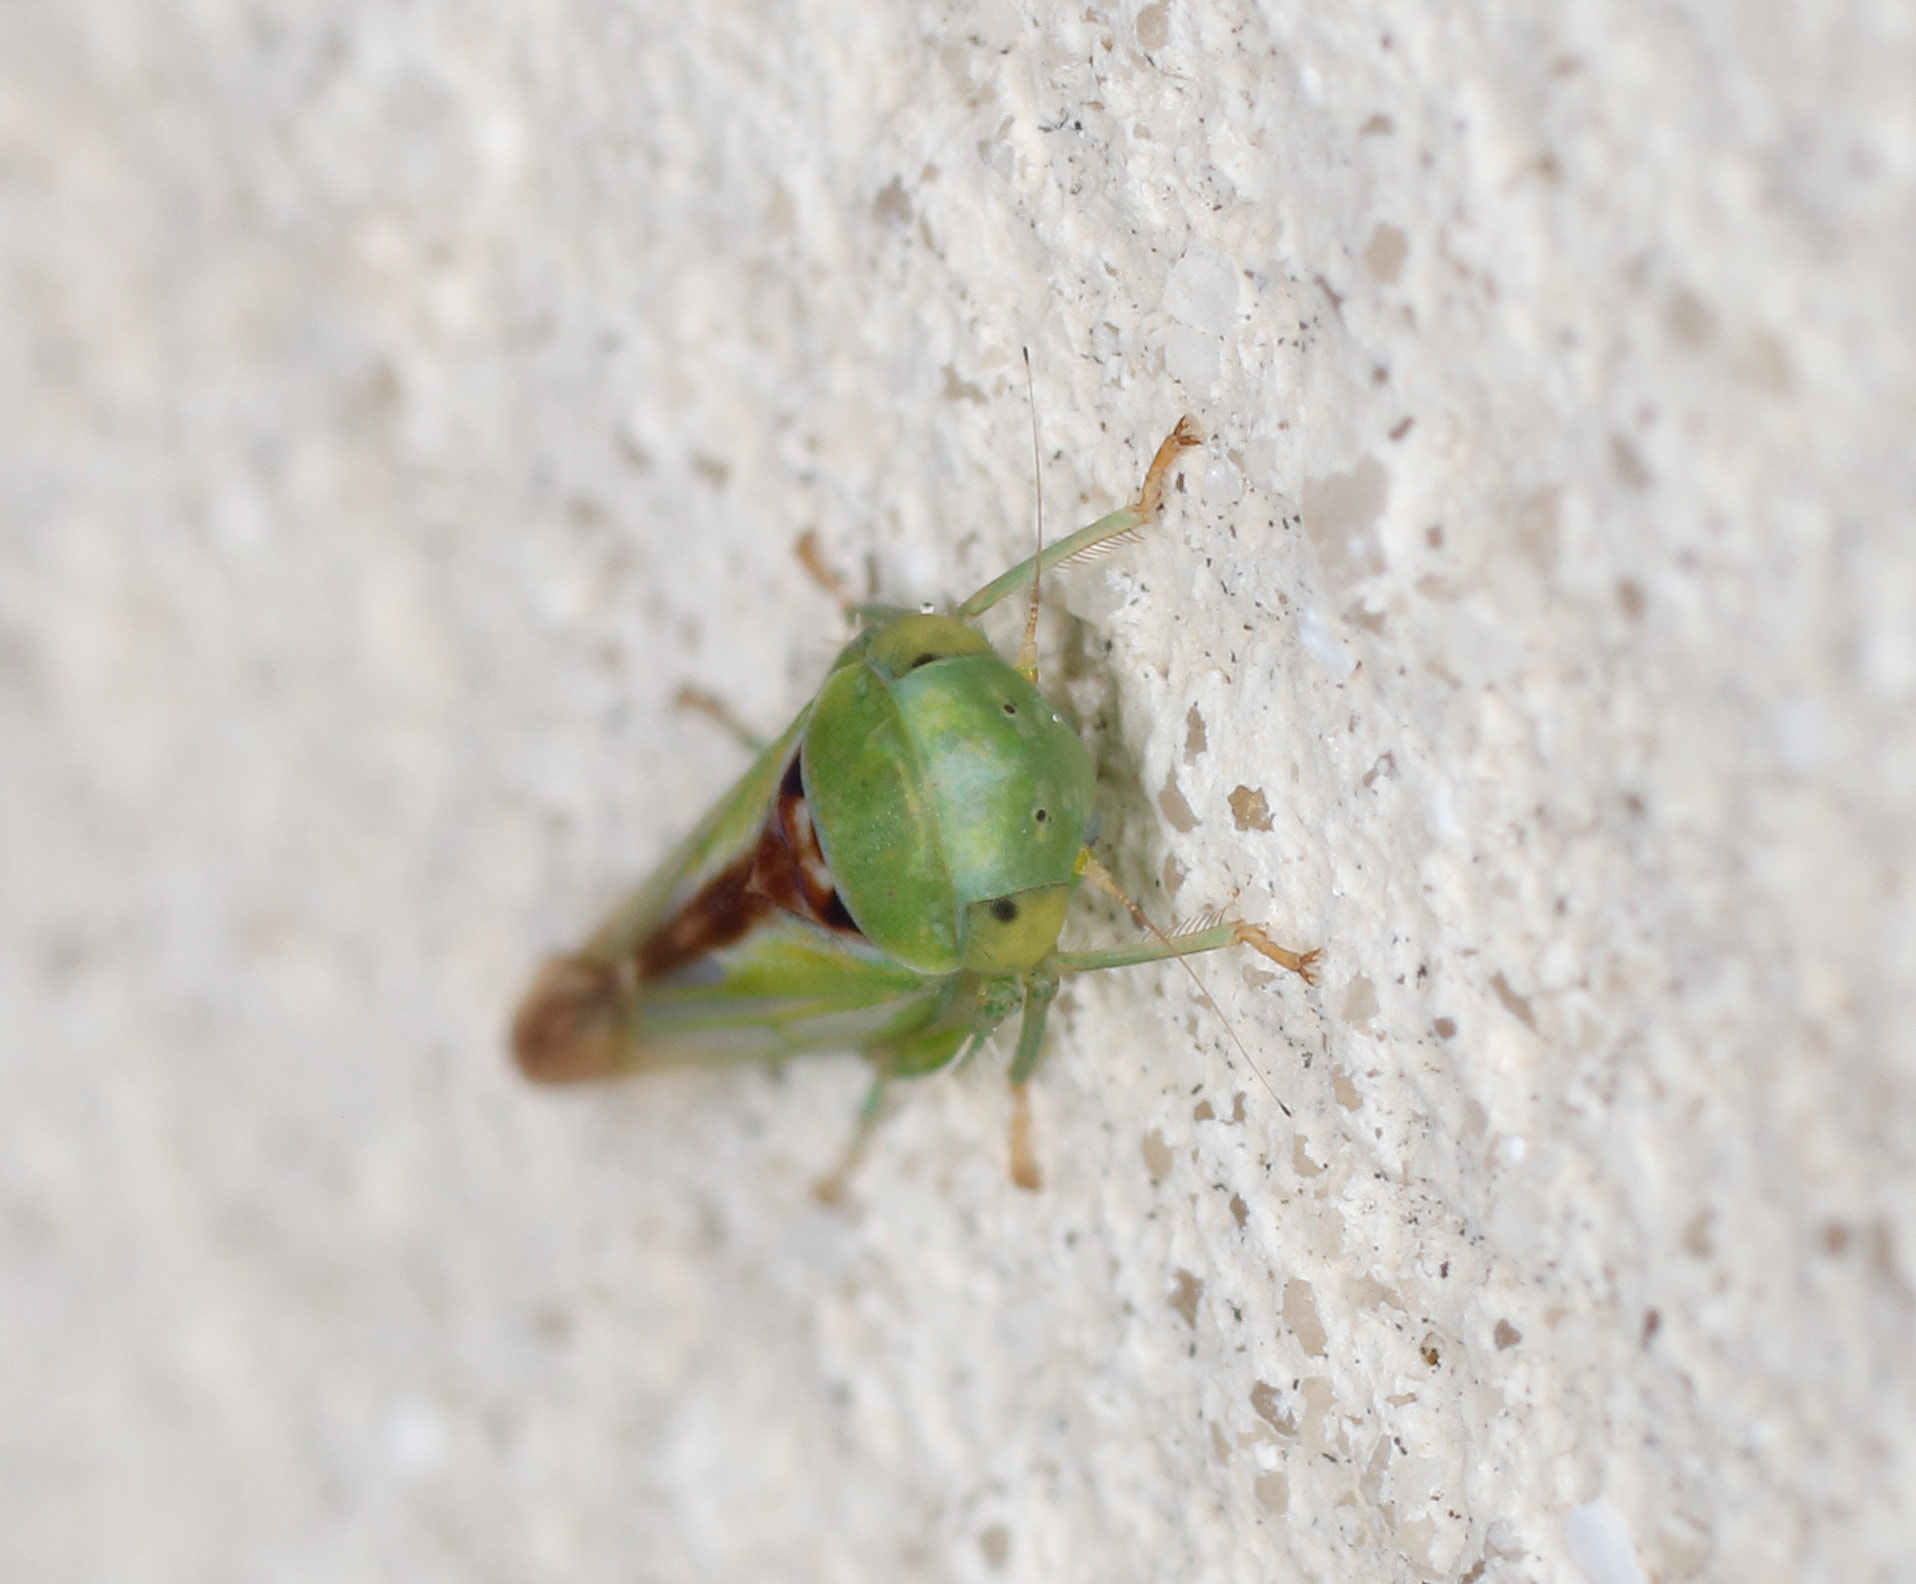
[801,614,1095,976]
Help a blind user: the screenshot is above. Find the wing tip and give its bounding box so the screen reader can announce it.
[510,954,634,1083]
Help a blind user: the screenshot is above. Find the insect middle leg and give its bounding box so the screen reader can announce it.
[1068,854,1320,982]
[1054,923,1320,982]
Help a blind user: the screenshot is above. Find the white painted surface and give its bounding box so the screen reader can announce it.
[3,3,1911,1580]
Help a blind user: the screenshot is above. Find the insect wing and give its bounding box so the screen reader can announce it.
[637,908,954,1062]
[513,705,952,1078]
[580,712,809,966]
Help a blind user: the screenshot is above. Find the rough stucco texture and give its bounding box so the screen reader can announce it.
[3,2,1912,1581]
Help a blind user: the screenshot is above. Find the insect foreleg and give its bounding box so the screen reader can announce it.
[1008,1082,1041,1193]
[1006,972,1062,1085]
[1003,973,1062,1190]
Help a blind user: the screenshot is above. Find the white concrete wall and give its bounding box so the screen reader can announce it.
[4,2,1911,1580]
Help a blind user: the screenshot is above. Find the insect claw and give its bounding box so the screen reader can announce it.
[1129,417,1204,519]
[1231,924,1322,985]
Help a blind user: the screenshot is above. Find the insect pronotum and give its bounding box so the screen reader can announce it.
[511,419,1318,1194]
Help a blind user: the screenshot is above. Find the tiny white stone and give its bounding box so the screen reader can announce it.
[1564,1498,1647,1584]
[382,1396,445,1479]
[1860,620,1916,696]
[1485,1518,1524,1557]
[1163,323,1221,390]
[1428,778,1464,843]
[1770,692,1825,773]
[1202,456,1244,507]
[1164,248,1240,335]
[1298,606,1356,683]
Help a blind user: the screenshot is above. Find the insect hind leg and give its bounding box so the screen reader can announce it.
[1063,855,1319,982]
[811,1022,972,1206]
[811,1073,891,1207]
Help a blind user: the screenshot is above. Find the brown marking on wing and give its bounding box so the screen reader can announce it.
[636,851,773,981]
[752,753,859,934]
[637,752,861,983]
[513,752,870,1083]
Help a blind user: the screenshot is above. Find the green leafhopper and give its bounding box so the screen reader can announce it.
[511,419,1318,1193]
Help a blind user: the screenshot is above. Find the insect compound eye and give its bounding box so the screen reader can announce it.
[989,897,1020,923]
[866,612,991,678]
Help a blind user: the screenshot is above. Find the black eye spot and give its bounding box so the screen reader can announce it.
[1033,808,1049,823]
[1001,701,1018,715]
[989,897,1020,923]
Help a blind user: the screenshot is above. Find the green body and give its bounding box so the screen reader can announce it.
[573,610,1095,1080]
[511,421,1309,1184]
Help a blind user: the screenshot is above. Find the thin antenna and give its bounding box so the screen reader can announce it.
[1017,347,1043,681]
[1078,855,1315,1120]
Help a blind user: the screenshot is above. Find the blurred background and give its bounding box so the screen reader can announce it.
[3,3,1911,1580]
